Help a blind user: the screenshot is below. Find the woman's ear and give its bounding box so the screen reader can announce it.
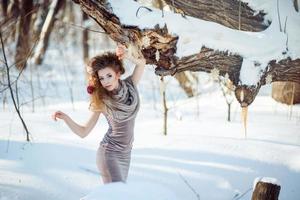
[116,71,121,79]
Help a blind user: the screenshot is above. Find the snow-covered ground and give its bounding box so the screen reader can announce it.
[1,0,300,199]
[1,77,300,200]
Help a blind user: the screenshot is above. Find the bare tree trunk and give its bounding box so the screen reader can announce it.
[174,71,198,97]
[227,103,231,121]
[1,0,20,42]
[272,82,300,105]
[2,92,7,111]
[15,0,33,70]
[32,0,65,65]
[2,0,19,26]
[29,63,35,112]
[160,77,168,135]
[1,0,9,18]
[82,12,89,62]
[294,0,299,12]
[32,0,50,40]
[218,78,234,121]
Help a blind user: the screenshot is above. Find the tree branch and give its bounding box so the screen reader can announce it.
[0,31,30,141]
[72,0,300,107]
[163,0,268,31]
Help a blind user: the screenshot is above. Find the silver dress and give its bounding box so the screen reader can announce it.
[96,76,139,183]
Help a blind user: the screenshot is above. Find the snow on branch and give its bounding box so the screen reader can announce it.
[72,0,300,107]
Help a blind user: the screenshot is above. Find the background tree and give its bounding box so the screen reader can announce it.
[15,0,33,69]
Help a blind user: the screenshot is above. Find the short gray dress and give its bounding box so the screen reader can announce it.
[96,76,139,184]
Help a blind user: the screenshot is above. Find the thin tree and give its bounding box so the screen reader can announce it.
[1,32,30,141]
[218,76,234,122]
[82,12,89,62]
[160,76,168,135]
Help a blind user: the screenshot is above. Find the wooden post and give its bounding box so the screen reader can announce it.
[251,178,281,200]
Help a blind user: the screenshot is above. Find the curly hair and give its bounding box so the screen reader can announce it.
[87,52,125,112]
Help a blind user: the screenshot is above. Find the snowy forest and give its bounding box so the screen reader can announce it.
[0,0,300,199]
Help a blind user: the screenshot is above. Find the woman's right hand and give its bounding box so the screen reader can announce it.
[52,111,68,121]
[116,44,127,60]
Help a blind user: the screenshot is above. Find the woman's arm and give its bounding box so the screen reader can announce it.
[130,56,146,85]
[116,44,146,85]
[52,111,101,138]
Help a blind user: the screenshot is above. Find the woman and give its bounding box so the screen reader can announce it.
[52,45,146,184]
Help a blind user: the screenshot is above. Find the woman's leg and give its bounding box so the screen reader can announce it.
[105,152,124,182]
[106,151,131,182]
[96,145,112,184]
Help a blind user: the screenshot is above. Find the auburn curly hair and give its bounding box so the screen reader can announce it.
[87,52,125,112]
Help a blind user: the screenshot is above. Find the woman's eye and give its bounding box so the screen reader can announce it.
[99,77,104,81]
[107,74,112,78]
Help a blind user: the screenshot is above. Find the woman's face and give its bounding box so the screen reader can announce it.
[97,67,121,91]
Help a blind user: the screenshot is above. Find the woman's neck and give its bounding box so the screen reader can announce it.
[111,80,121,95]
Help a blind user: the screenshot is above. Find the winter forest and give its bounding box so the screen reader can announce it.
[0,0,300,199]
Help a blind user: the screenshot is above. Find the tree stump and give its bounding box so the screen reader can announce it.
[272,82,300,105]
[251,178,281,200]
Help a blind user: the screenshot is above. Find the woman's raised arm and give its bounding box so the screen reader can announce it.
[116,44,146,85]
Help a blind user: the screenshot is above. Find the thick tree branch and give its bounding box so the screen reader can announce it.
[73,0,178,69]
[156,47,300,106]
[163,0,268,31]
[72,0,300,107]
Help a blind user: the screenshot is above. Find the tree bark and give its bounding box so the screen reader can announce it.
[82,11,89,62]
[15,0,33,69]
[72,0,178,69]
[32,0,50,40]
[157,48,300,106]
[1,0,9,18]
[160,77,168,135]
[0,0,19,42]
[164,0,268,31]
[251,181,280,200]
[72,0,300,107]
[294,0,299,12]
[272,82,300,105]
[174,71,198,97]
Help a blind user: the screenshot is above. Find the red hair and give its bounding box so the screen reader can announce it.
[87,52,125,111]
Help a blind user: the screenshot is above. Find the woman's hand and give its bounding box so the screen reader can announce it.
[116,44,127,60]
[52,111,68,121]
[116,44,146,65]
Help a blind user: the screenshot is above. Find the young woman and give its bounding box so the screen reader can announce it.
[52,45,146,184]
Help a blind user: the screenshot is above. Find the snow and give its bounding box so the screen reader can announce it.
[80,181,178,200]
[109,0,285,58]
[1,71,300,199]
[253,177,280,189]
[1,0,300,200]
[239,59,265,85]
